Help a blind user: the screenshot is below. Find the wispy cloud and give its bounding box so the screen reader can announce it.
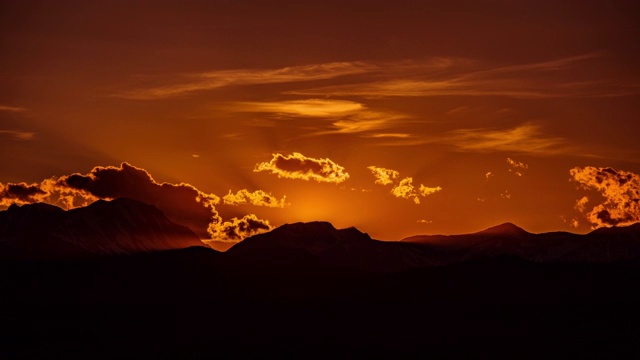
[0,105,27,112]
[288,53,637,99]
[233,99,406,135]
[114,62,374,100]
[234,99,364,117]
[0,130,35,141]
[446,123,567,154]
[255,152,350,184]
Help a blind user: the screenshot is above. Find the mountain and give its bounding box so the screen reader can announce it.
[226,221,435,272]
[404,222,640,263]
[0,198,207,259]
[226,221,640,271]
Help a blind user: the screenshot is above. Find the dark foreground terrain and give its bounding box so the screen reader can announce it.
[2,202,640,358]
[2,247,640,359]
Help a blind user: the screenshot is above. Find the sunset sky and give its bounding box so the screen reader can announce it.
[1,0,639,244]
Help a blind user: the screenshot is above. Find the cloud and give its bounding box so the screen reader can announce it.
[234,99,364,117]
[0,182,48,206]
[570,166,640,228]
[391,177,420,204]
[223,189,287,208]
[419,184,442,197]
[234,99,405,135]
[114,62,374,99]
[446,123,567,154]
[288,53,637,99]
[575,196,589,213]
[255,152,349,184]
[0,163,222,239]
[507,157,528,176]
[367,166,399,185]
[368,166,442,204]
[208,214,273,241]
[485,172,494,180]
[0,130,35,141]
[0,105,27,112]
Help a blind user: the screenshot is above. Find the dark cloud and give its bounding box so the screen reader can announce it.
[55,163,221,238]
[0,182,47,206]
[0,163,222,239]
[570,166,640,228]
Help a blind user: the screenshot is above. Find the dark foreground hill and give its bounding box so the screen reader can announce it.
[2,247,640,358]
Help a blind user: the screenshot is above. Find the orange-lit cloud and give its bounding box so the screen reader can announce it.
[391,177,420,204]
[235,99,364,117]
[369,166,442,204]
[419,184,442,197]
[255,152,350,184]
[0,105,27,112]
[507,157,528,176]
[208,214,272,241]
[235,99,405,135]
[115,62,374,100]
[575,196,589,213]
[367,166,399,185]
[447,123,567,154]
[485,172,494,180]
[570,166,640,228]
[289,54,637,99]
[0,130,35,141]
[223,189,287,208]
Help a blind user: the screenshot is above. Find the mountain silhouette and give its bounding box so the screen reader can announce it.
[227,220,640,270]
[0,198,206,259]
[2,203,640,358]
[226,221,433,271]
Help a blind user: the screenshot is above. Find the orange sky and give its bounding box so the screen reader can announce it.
[1,1,640,242]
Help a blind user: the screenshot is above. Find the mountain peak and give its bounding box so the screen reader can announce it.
[478,222,530,236]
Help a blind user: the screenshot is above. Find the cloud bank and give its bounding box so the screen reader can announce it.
[570,166,640,228]
[255,152,350,184]
[0,163,274,241]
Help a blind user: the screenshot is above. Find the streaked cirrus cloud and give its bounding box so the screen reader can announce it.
[114,62,374,100]
[570,166,640,228]
[288,53,637,99]
[446,123,567,154]
[0,105,28,112]
[0,130,35,141]
[234,99,406,135]
[255,152,350,184]
[223,189,287,208]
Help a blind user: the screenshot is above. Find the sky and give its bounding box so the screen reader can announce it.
[1,0,640,246]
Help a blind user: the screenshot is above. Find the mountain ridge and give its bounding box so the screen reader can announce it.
[0,198,208,259]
